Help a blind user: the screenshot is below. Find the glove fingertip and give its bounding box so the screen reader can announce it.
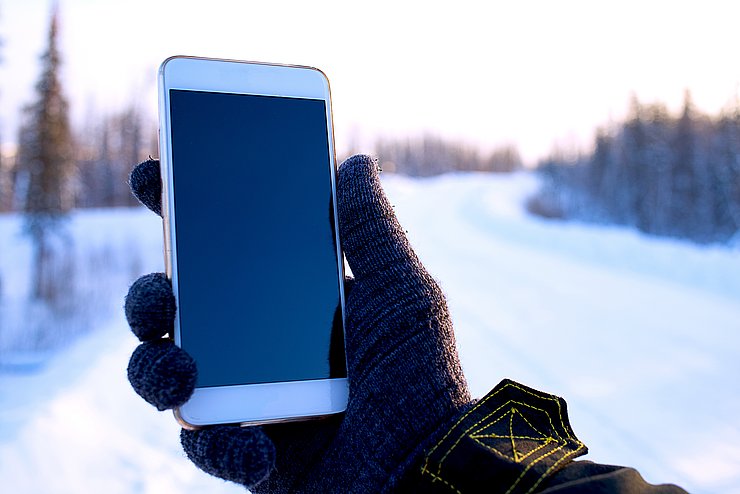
[129,158,162,217]
[337,154,418,281]
[125,272,176,341]
[128,341,196,411]
[181,426,276,487]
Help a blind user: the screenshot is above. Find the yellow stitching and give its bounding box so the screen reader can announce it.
[516,438,556,463]
[497,382,573,441]
[426,381,523,459]
[469,407,551,443]
[435,399,516,467]
[425,387,497,457]
[499,382,576,443]
[504,444,566,494]
[509,408,518,461]
[475,410,513,432]
[469,405,561,463]
[506,438,587,494]
[446,399,564,465]
[471,434,554,442]
[435,399,564,485]
[514,408,553,443]
[525,443,586,494]
[422,402,512,477]
[512,401,567,443]
[420,466,463,494]
[437,400,514,464]
[472,407,552,461]
[469,437,512,461]
[423,381,583,494]
[427,382,544,458]
[471,435,556,463]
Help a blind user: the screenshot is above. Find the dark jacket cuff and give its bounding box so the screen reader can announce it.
[396,379,588,494]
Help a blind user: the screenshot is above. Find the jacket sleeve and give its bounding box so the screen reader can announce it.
[394,379,687,494]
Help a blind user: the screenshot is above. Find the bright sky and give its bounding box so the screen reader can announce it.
[2,0,740,164]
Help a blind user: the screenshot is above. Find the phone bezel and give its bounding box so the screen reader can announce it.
[158,56,347,429]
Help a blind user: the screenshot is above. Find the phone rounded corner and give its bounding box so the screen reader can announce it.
[336,377,349,409]
[317,70,334,102]
[158,55,186,78]
[174,407,202,431]
[309,65,331,85]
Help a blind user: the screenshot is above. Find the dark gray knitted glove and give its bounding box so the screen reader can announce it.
[125,154,471,492]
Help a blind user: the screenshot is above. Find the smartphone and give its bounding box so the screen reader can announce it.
[158,56,347,428]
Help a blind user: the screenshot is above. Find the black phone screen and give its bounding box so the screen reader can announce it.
[169,89,345,388]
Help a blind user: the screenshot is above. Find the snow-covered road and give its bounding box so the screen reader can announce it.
[1,172,738,493]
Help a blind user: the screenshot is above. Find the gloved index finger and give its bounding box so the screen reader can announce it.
[337,154,422,281]
[129,158,162,217]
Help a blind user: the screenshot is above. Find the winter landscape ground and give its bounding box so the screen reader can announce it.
[0,171,738,493]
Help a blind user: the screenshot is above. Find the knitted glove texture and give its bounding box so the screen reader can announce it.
[125,155,471,492]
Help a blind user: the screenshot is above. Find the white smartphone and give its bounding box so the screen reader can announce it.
[158,56,348,429]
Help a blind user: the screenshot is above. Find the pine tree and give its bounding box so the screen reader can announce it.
[712,103,740,240]
[641,103,672,235]
[618,96,646,225]
[16,6,74,300]
[589,130,614,208]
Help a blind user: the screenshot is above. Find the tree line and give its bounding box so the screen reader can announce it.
[530,93,740,244]
[0,10,521,222]
[5,9,738,253]
[370,134,522,176]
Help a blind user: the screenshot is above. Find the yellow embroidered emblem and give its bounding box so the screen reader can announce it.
[419,379,587,494]
[469,405,561,463]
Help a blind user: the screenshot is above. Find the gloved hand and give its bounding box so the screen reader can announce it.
[124,154,471,492]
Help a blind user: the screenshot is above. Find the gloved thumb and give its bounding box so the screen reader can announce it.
[337,155,421,282]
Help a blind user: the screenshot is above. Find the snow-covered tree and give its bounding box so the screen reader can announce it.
[711,103,740,239]
[534,94,740,243]
[15,6,74,300]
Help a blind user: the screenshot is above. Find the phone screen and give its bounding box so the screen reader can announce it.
[169,89,345,388]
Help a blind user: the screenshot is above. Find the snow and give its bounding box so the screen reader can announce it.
[1,171,738,493]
